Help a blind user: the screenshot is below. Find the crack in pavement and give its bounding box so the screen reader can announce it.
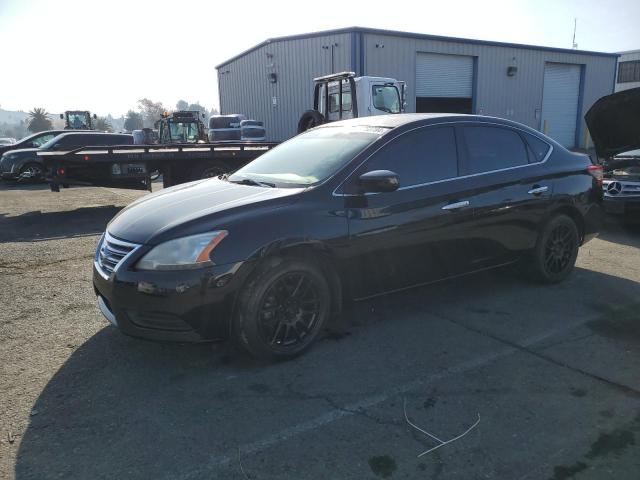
[432,311,640,398]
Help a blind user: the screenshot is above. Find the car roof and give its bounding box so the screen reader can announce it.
[53,131,132,138]
[317,113,545,135]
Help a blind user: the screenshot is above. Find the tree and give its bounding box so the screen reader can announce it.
[176,99,188,111]
[27,108,53,133]
[94,116,113,132]
[124,110,143,131]
[137,98,166,128]
[187,102,206,115]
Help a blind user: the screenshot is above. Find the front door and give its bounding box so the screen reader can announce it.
[340,125,475,298]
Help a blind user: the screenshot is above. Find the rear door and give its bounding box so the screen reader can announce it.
[341,125,476,297]
[456,124,554,265]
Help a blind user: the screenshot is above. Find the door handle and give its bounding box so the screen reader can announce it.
[527,185,549,195]
[442,200,470,211]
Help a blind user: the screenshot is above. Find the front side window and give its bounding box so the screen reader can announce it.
[31,133,56,147]
[360,126,458,188]
[229,126,383,188]
[372,85,401,113]
[462,126,528,174]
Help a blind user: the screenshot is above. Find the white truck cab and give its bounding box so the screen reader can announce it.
[297,72,407,133]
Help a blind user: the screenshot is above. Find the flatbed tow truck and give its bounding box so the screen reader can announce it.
[40,141,277,191]
[40,110,277,191]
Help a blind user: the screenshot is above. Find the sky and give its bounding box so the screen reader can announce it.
[0,0,638,117]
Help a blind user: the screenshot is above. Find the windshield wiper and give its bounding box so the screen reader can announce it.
[228,177,276,188]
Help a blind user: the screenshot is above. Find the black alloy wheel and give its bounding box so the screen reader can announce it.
[543,223,575,274]
[234,258,331,360]
[257,272,321,348]
[526,214,579,284]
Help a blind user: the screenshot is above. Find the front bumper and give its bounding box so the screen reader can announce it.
[603,195,640,216]
[93,242,253,342]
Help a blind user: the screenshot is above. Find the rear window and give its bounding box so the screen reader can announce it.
[462,126,528,174]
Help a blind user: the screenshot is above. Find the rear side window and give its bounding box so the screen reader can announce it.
[364,126,458,187]
[100,135,133,146]
[522,133,551,163]
[57,135,88,147]
[462,126,528,174]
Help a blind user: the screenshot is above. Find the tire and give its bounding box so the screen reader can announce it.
[233,257,332,360]
[19,162,44,180]
[524,214,580,284]
[297,110,325,134]
[188,161,230,181]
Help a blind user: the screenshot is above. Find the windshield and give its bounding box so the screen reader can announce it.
[169,121,200,143]
[228,127,383,188]
[372,85,401,113]
[67,112,89,129]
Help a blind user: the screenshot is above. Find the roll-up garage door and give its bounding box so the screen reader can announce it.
[415,53,474,113]
[541,63,582,148]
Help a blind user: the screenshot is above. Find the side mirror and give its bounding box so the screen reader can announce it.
[93,114,97,119]
[358,170,400,193]
[59,114,64,119]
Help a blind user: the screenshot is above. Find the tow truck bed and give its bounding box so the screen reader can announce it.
[39,141,278,191]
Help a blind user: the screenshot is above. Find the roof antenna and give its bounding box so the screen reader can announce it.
[572,18,578,49]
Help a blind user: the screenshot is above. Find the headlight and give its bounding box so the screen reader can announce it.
[136,231,228,270]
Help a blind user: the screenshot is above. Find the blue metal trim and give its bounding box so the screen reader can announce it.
[359,32,365,76]
[215,26,619,69]
[471,56,478,113]
[574,64,586,148]
[350,32,357,73]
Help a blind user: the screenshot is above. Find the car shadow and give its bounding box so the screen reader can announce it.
[598,216,640,249]
[0,206,123,243]
[14,266,640,479]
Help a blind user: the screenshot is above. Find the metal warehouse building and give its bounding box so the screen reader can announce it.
[216,27,617,147]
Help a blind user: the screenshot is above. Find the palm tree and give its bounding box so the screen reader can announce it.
[27,108,53,133]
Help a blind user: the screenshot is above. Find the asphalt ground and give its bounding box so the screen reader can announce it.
[1,180,639,480]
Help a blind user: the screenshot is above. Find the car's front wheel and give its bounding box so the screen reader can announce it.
[233,257,331,360]
[526,214,580,284]
[19,162,44,180]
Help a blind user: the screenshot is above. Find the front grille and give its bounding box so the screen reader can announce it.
[603,180,640,198]
[96,232,140,277]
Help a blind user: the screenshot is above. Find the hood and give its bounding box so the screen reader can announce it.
[107,178,304,245]
[1,147,39,158]
[585,87,640,159]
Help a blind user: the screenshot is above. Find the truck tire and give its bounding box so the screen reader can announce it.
[188,161,230,181]
[297,110,325,134]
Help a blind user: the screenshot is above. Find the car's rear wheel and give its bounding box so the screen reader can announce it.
[233,257,331,360]
[525,214,579,284]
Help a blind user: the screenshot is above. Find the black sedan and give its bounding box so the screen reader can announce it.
[0,132,132,180]
[94,114,603,359]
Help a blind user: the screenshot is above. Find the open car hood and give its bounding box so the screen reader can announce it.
[585,87,640,159]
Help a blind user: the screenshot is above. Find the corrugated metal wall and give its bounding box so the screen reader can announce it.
[362,33,616,148]
[217,33,352,141]
[217,29,616,147]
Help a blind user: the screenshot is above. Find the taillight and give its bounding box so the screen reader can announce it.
[83,155,90,161]
[587,164,603,186]
[57,167,65,176]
